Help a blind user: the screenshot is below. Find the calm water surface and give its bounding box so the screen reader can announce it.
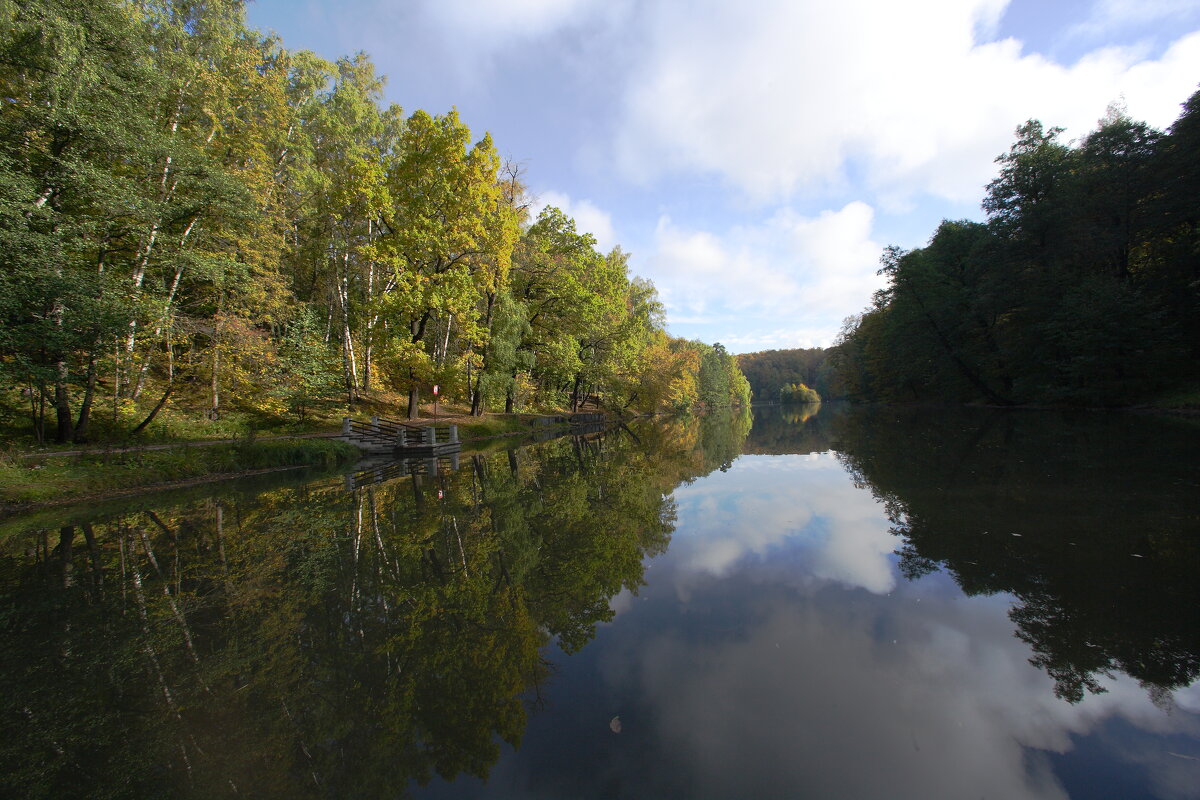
[2,406,1198,799]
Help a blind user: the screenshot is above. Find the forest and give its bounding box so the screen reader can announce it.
[830,91,1200,407]
[737,347,833,403]
[0,0,749,446]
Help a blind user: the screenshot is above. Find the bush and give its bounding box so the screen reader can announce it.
[779,382,821,404]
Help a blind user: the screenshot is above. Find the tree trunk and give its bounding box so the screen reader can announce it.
[132,219,196,401]
[112,337,121,423]
[131,381,173,435]
[210,347,220,418]
[363,260,375,392]
[438,315,453,366]
[338,272,358,403]
[472,292,497,417]
[54,361,74,444]
[407,382,420,420]
[470,382,483,416]
[469,357,483,416]
[407,313,431,419]
[570,373,583,412]
[28,382,46,444]
[74,356,98,442]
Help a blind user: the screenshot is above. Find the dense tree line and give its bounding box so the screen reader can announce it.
[736,347,837,403]
[832,92,1200,406]
[0,0,747,443]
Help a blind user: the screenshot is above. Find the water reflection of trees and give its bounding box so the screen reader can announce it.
[742,403,835,456]
[832,408,1200,704]
[0,419,746,799]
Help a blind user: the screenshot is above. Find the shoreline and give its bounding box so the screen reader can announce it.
[0,414,591,520]
[0,463,313,520]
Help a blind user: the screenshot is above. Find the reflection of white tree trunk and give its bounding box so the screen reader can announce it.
[453,517,470,577]
[140,516,199,664]
[352,492,364,632]
[129,551,183,721]
[212,502,232,596]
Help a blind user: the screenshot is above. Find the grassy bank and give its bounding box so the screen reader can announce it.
[0,438,360,509]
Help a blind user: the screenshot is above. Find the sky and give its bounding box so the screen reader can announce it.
[245,0,1200,353]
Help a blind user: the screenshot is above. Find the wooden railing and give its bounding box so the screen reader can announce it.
[340,416,459,449]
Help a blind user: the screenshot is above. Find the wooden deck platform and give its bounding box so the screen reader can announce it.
[338,416,463,456]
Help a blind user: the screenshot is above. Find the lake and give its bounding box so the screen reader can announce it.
[2,406,1198,799]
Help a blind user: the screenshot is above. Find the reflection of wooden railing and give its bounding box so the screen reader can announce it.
[340,416,460,453]
[344,452,462,490]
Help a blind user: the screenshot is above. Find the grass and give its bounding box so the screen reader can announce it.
[0,380,600,513]
[457,414,547,439]
[0,438,360,508]
[0,380,604,455]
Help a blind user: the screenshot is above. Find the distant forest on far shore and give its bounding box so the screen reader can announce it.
[737,348,833,404]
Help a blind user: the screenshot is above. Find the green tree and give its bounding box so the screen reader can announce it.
[779,382,820,404]
[379,109,518,418]
[0,0,161,441]
[274,306,341,421]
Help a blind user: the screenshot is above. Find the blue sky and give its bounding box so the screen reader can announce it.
[246,0,1200,353]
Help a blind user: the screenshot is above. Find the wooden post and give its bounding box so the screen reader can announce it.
[448,424,458,444]
[342,417,352,436]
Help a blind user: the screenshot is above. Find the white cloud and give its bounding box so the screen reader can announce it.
[417,0,603,43]
[614,0,1200,203]
[529,190,619,252]
[720,326,835,351]
[642,201,886,348]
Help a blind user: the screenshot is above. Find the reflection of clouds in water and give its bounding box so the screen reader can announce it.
[587,452,1200,799]
[607,584,1200,800]
[669,453,896,593]
[607,587,636,617]
[1179,684,1200,714]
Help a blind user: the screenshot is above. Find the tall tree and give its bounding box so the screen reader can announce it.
[379,110,518,418]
